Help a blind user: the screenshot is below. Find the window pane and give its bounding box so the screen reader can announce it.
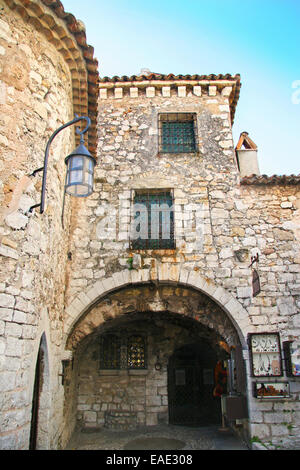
[69,169,83,184]
[127,336,146,369]
[161,120,196,153]
[70,156,83,169]
[131,192,175,250]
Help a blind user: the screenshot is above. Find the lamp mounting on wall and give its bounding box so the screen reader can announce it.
[29,115,96,214]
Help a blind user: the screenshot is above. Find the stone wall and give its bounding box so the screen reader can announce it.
[0,1,76,449]
[239,183,300,449]
[0,0,299,449]
[63,80,300,449]
[65,80,240,306]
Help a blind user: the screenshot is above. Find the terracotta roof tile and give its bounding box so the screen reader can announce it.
[241,174,300,185]
[99,73,240,83]
[41,0,99,154]
[99,73,241,124]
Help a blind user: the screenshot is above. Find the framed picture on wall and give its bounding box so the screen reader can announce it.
[248,333,283,377]
[253,382,290,399]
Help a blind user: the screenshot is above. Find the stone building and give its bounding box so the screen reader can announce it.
[0,0,300,451]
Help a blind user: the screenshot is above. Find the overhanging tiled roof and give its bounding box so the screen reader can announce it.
[13,0,100,154]
[99,73,240,83]
[99,73,241,124]
[241,174,300,185]
[42,0,99,153]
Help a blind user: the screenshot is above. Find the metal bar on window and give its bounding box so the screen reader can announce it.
[159,113,197,154]
[131,191,175,250]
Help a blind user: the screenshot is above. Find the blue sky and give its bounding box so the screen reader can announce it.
[62,0,300,176]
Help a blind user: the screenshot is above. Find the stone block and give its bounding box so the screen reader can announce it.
[0,294,15,309]
[211,208,229,220]
[114,88,123,99]
[5,322,22,338]
[5,337,22,357]
[99,88,107,99]
[219,140,233,149]
[146,87,155,98]
[250,423,270,439]
[193,86,201,96]
[222,86,232,97]
[0,244,18,260]
[5,212,28,230]
[162,86,170,97]
[177,86,186,97]
[86,281,106,302]
[157,263,170,281]
[179,268,190,285]
[146,413,158,426]
[237,287,252,298]
[277,297,296,315]
[84,411,97,422]
[130,87,138,98]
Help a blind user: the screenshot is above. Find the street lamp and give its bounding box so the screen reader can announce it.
[29,115,96,214]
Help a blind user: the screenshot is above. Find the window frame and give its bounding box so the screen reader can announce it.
[99,333,147,371]
[158,112,198,155]
[129,189,176,251]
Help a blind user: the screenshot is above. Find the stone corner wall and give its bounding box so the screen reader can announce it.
[0,1,81,450]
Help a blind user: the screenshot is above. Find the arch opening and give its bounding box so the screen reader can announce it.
[63,284,248,436]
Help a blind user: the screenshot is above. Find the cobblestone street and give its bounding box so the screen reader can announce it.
[66,424,249,451]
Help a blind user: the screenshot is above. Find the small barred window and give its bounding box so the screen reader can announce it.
[131,190,175,250]
[127,336,146,369]
[159,113,197,154]
[100,335,121,369]
[100,334,147,370]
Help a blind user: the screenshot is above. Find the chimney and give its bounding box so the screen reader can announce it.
[235,132,260,177]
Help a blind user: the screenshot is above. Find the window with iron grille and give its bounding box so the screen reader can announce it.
[127,336,146,369]
[100,334,147,370]
[159,113,197,154]
[130,190,175,250]
[100,334,121,369]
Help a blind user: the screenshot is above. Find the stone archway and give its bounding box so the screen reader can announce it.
[63,265,252,350]
[63,281,249,435]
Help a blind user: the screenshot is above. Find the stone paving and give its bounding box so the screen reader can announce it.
[65,424,250,451]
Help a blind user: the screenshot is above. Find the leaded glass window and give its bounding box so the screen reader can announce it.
[159,113,197,154]
[127,336,146,369]
[131,191,175,250]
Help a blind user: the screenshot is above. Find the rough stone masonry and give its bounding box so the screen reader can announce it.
[0,0,299,451]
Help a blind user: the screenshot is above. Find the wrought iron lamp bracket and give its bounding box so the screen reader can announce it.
[29,115,91,214]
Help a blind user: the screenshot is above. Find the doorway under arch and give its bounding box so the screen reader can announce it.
[168,342,227,426]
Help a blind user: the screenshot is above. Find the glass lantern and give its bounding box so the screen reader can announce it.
[65,141,96,197]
